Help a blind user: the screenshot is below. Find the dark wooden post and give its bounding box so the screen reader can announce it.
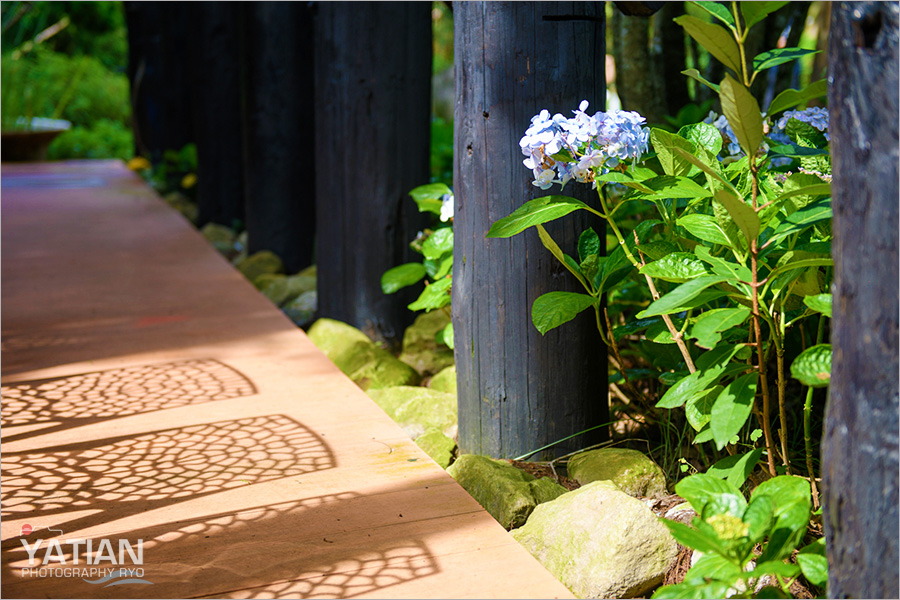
[454,2,607,459]
[823,3,899,598]
[239,2,316,272]
[314,2,432,346]
[124,1,195,162]
[188,2,245,229]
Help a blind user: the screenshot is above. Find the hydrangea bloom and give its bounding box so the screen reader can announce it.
[519,100,650,190]
[778,107,830,141]
[704,111,743,157]
[440,193,454,222]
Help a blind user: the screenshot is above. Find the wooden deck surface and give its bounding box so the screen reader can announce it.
[0,160,573,599]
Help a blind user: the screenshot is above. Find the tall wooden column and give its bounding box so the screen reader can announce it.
[454,2,608,459]
[823,3,899,597]
[314,2,432,346]
[240,2,316,272]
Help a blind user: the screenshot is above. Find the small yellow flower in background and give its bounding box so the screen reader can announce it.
[127,156,152,171]
[181,173,197,189]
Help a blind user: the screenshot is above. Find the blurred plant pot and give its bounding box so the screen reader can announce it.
[2,117,71,162]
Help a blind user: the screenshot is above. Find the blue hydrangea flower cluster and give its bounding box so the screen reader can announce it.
[704,111,744,158]
[777,107,830,141]
[520,101,650,190]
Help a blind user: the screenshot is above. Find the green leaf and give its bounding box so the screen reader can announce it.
[422,227,454,259]
[687,553,745,586]
[646,318,688,344]
[536,224,589,290]
[803,293,832,318]
[578,227,601,263]
[773,183,831,204]
[797,538,828,587]
[767,257,833,281]
[791,343,831,387]
[637,275,732,319]
[747,560,801,580]
[710,373,758,450]
[662,519,723,555]
[407,277,452,311]
[767,79,828,116]
[437,322,455,350]
[636,240,680,262]
[676,473,744,516]
[753,47,819,72]
[409,183,451,215]
[638,175,713,200]
[657,344,743,408]
[690,307,751,349]
[720,74,764,158]
[432,252,454,279]
[741,1,789,29]
[650,128,697,177]
[678,214,732,246]
[767,144,830,158]
[681,68,720,93]
[678,122,724,157]
[640,252,712,283]
[691,1,736,27]
[686,386,722,431]
[754,476,812,562]
[707,448,765,489]
[381,263,427,294]
[486,195,589,238]
[743,494,776,543]
[714,188,760,243]
[672,147,738,196]
[531,292,597,335]
[675,15,743,75]
[767,197,832,246]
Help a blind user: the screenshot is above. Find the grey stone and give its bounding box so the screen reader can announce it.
[307,318,418,390]
[446,454,567,530]
[201,222,237,259]
[237,250,284,282]
[567,448,668,498]
[512,481,678,599]
[283,290,317,327]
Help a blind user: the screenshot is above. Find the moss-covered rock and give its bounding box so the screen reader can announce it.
[366,386,456,438]
[567,448,667,498]
[512,481,678,598]
[259,273,316,306]
[201,222,237,258]
[253,273,284,292]
[307,318,418,390]
[447,454,567,530]
[399,310,455,376]
[429,365,457,395]
[415,427,456,469]
[283,290,317,327]
[237,250,284,282]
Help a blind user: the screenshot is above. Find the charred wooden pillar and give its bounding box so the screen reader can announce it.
[823,3,899,598]
[124,1,195,162]
[188,2,244,229]
[454,2,607,459]
[240,2,316,272]
[314,2,432,345]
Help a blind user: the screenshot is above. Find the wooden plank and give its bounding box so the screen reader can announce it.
[0,161,573,599]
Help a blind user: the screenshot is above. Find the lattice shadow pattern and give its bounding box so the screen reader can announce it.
[1,359,256,427]
[1,415,334,519]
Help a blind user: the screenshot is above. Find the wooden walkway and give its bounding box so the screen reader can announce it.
[0,161,573,599]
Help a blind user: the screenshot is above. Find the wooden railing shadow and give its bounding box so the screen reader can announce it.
[1,359,257,443]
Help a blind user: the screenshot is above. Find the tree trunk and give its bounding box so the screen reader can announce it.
[823,3,899,598]
[239,2,317,273]
[454,2,608,460]
[314,2,432,347]
[189,2,244,229]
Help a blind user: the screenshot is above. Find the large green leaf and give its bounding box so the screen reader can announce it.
[720,74,764,158]
[791,343,832,387]
[422,227,454,259]
[773,183,831,204]
[657,344,742,408]
[766,197,832,246]
[661,520,723,555]
[536,224,588,290]
[407,277,452,311]
[706,448,764,489]
[486,195,589,238]
[803,293,832,318]
[531,291,596,335]
[714,188,760,243]
[638,175,713,200]
[690,307,751,349]
[686,386,722,431]
[741,1,789,29]
[767,79,828,115]
[675,473,745,516]
[678,122,724,157]
[710,372,758,450]
[437,322,454,350]
[767,257,833,281]
[678,214,732,246]
[409,183,451,215]
[637,275,732,319]
[675,15,743,75]
[742,494,776,543]
[681,68,720,93]
[691,1,735,27]
[672,147,738,197]
[650,128,697,177]
[753,476,812,562]
[694,245,752,282]
[578,227,601,263]
[753,47,819,72]
[640,252,711,283]
[381,263,426,294]
[796,538,828,588]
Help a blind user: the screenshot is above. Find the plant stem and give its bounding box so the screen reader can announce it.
[805,313,827,508]
[774,329,791,474]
